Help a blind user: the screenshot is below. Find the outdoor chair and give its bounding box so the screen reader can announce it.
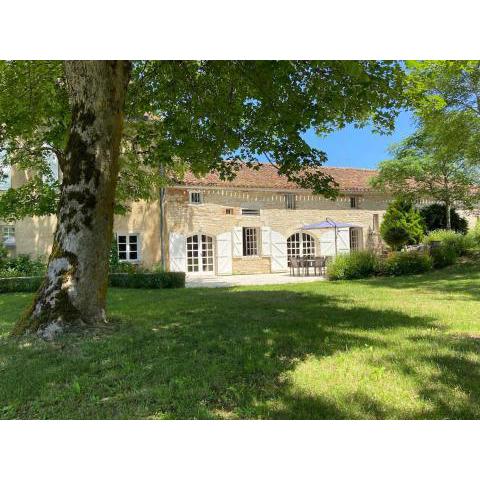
[313,256,327,276]
[290,257,302,276]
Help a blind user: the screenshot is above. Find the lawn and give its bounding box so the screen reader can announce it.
[1,262,480,419]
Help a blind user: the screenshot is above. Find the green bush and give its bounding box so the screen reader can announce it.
[0,254,46,278]
[0,276,43,293]
[380,199,425,251]
[327,251,379,280]
[424,229,474,256]
[381,251,433,276]
[109,272,185,289]
[420,203,468,234]
[429,244,458,268]
[467,221,480,247]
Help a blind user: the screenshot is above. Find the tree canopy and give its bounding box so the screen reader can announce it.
[405,60,480,166]
[372,121,480,211]
[0,60,406,222]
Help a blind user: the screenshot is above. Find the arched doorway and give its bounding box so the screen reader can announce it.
[287,232,315,265]
[186,234,214,273]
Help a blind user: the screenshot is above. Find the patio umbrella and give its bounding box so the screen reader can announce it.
[301,218,362,255]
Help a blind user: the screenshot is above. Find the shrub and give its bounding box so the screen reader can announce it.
[381,251,433,276]
[109,272,185,289]
[0,254,46,277]
[467,221,480,247]
[327,251,379,280]
[0,276,43,293]
[380,199,425,251]
[424,229,474,256]
[429,244,458,268]
[420,203,468,234]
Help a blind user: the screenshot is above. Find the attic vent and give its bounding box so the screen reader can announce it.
[241,209,260,216]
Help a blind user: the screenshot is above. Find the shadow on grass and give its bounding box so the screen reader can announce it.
[0,286,479,419]
[360,262,480,301]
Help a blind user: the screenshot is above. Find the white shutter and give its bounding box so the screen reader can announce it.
[337,227,350,254]
[169,233,186,272]
[216,232,232,275]
[232,227,243,257]
[271,230,288,272]
[261,226,271,256]
[319,229,336,256]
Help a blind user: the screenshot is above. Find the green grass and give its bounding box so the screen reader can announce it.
[1,262,480,419]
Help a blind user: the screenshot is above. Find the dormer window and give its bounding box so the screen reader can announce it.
[189,191,202,205]
[285,193,296,210]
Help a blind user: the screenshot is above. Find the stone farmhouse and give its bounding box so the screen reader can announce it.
[2,164,478,276]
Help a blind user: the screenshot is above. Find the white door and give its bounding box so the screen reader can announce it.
[271,230,288,272]
[216,232,233,275]
[319,229,336,256]
[169,233,186,272]
[337,227,350,254]
[186,234,214,274]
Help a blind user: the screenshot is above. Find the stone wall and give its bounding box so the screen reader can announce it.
[232,256,271,274]
[165,187,389,268]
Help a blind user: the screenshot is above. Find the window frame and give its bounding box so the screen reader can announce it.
[116,232,141,263]
[350,196,359,209]
[242,227,259,256]
[189,191,202,205]
[1,225,15,242]
[285,193,296,210]
[349,228,362,251]
[241,208,260,216]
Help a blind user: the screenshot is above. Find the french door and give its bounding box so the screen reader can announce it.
[186,234,214,273]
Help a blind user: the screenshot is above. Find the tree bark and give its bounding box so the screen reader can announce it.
[446,201,452,230]
[13,61,131,339]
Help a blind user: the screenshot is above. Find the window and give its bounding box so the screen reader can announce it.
[242,227,258,256]
[350,228,361,251]
[187,234,214,273]
[0,165,11,190]
[1,225,15,242]
[372,214,379,232]
[117,234,140,261]
[226,208,234,215]
[350,196,359,209]
[287,233,315,265]
[241,208,260,216]
[285,193,296,210]
[189,191,202,204]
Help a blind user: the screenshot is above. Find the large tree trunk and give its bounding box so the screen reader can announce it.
[13,61,131,339]
[446,201,452,230]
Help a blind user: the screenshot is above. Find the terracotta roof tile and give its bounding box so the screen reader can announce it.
[181,164,378,193]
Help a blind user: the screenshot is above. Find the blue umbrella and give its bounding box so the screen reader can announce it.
[301,218,362,255]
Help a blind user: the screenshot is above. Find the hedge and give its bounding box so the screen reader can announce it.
[108,272,186,289]
[327,250,433,281]
[0,272,186,294]
[0,276,44,293]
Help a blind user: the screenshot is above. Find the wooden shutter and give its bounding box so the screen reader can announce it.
[261,226,271,256]
[270,230,288,272]
[319,229,336,256]
[232,227,243,257]
[337,227,350,254]
[169,233,186,272]
[216,232,233,275]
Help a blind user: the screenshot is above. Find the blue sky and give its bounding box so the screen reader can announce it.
[303,110,416,170]
[0,110,416,190]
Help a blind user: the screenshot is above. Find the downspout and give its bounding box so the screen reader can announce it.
[159,164,166,270]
